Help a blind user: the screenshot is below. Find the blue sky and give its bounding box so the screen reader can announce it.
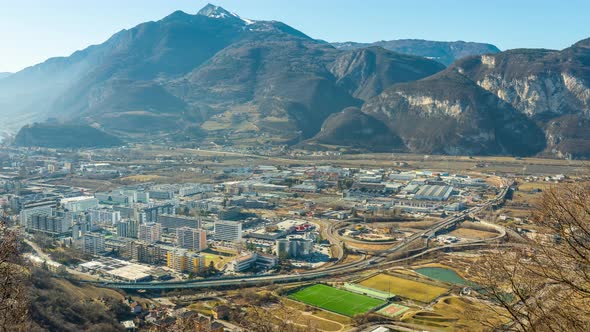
[1,0,589,72]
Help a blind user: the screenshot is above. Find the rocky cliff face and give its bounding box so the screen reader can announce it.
[359,71,546,156]
[448,41,590,157]
[328,47,444,100]
[453,46,590,120]
[313,39,590,157]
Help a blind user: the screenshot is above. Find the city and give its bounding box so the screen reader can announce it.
[1,142,584,331]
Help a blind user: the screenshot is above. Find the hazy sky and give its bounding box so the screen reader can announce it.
[1,0,589,72]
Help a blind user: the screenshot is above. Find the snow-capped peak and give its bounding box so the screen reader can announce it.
[197,4,255,25]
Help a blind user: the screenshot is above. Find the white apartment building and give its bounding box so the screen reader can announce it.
[214,221,242,242]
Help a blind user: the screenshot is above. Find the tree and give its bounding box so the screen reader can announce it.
[475,181,590,331]
[208,260,217,274]
[0,220,29,332]
[233,302,313,332]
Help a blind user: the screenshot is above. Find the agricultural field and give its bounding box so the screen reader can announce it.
[287,284,386,317]
[359,273,449,303]
[448,227,499,240]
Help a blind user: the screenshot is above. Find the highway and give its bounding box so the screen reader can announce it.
[85,180,512,290]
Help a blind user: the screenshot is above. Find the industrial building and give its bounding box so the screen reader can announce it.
[79,257,153,282]
[229,252,278,272]
[61,196,99,212]
[275,235,314,258]
[414,185,454,201]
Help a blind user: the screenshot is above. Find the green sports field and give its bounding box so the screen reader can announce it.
[288,284,386,317]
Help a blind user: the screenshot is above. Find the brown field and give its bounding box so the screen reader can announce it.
[359,273,449,303]
[395,220,438,230]
[118,174,163,184]
[402,296,508,331]
[281,298,352,331]
[448,227,499,240]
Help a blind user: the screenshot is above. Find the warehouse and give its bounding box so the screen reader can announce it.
[414,185,454,201]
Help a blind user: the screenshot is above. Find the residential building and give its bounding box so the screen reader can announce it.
[158,214,201,231]
[166,249,205,273]
[19,204,54,227]
[28,214,69,234]
[176,227,207,252]
[116,221,128,238]
[139,223,162,243]
[89,208,121,225]
[217,207,241,221]
[143,204,175,223]
[83,232,105,255]
[214,221,242,242]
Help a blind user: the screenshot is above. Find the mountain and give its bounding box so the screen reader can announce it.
[328,47,445,100]
[14,123,122,148]
[6,4,588,157]
[314,39,590,158]
[359,71,546,156]
[0,72,11,80]
[308,107,404,151]
[4,4,444,147]
[332,39,500,66]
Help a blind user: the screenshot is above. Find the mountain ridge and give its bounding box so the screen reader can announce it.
[3,4,445,148]
[3,4,590,157]
[314,39,590,158]
[332,39,500,66]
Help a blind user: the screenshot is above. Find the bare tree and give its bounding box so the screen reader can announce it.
[0,221,29,332]
[233,302,314,332]
[476,181,590,331]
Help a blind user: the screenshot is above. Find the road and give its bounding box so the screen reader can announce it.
[23,238,86,277]
[79,180,512,290]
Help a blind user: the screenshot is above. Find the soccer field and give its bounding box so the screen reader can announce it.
[288,284,386,317]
